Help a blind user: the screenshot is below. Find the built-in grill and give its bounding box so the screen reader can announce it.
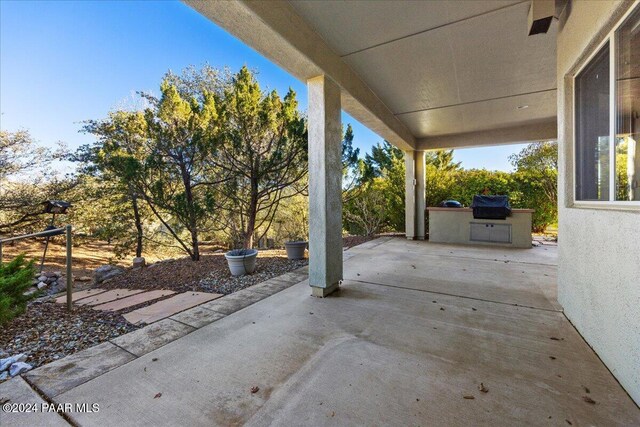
[471,195,512,220]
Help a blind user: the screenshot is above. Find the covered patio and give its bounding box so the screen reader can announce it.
[20,238,639,425]
[186,0,560,297]
[184,0,640,407]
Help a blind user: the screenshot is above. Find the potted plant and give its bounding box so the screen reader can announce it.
[284,237,308,260]
[225,248,258,276]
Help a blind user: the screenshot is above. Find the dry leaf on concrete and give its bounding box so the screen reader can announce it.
[582,396,596,404]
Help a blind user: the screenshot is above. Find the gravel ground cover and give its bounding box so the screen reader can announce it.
[102,250,308,295]
[0,301,137,381]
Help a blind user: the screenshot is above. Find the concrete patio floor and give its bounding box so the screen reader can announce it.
[9,237,640,426]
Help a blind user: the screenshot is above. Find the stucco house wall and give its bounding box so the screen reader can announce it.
[557,0,640,404]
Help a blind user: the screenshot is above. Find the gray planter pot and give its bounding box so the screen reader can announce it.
[225,249,258,276]
[284,241,308,260]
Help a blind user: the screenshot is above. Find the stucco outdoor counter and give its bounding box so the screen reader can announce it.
[427,207,534,248]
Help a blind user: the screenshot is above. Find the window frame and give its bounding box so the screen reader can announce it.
[572,3,640,209]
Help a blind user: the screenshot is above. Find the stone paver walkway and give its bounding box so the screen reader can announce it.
[92,290,175,311]
[55,288,220,326]
[123,291,222,325]
[54,288,106,303]
[75,289,145,306]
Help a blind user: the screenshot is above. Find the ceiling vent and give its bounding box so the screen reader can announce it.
[528,0,556,35]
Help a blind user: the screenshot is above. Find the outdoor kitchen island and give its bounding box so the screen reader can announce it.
[427,207,534,248]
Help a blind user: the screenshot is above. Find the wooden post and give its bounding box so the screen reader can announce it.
[66,224,72,312]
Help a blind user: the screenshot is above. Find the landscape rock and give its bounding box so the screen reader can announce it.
[37,282,48,290]
[9,361,33,377]
[0,371,8,381]
[0,354,27,372]
[94,265,125,283]
[35,295,55,303]
[46,283,61,295]
[132,257,146,268]
[0,349,8,358]
[76,276,92,282]
[37,275,48,282]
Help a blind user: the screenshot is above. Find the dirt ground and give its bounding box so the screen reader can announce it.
[0,238,211,278]
[2,235,379,279]
[2,239,131,277]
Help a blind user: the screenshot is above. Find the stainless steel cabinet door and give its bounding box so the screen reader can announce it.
[470,223,512,243]
[490,224,512,243]
[470,223,492,242]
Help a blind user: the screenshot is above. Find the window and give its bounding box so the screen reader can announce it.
[575,5,640,203]
[575,44,610,200]
[615,6,640,201]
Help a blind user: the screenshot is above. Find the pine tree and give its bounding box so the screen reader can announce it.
[0,254,37,325]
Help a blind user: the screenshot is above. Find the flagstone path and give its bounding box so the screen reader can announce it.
[122,292,221,325]
[54,288,106,303]
[55,287,222,326]
[93,290,175,311]
[75,289,145,306]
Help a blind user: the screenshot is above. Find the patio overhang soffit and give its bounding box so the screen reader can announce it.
[185,0,559,151]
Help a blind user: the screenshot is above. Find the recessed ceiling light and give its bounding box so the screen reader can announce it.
[517,105,529,109]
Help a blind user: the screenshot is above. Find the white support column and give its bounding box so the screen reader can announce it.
[307,75,342,297]
[404,150,426,240]
[404,151,416,240]
[415,150,426,240]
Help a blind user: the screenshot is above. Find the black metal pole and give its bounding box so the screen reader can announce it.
[39,213,56,274]
[66,224,72,312]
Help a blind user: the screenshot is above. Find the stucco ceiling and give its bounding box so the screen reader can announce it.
[289,0,557,139]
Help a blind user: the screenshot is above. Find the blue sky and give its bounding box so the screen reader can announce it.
[0,0,524,171]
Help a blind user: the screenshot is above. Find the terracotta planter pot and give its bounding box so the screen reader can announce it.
[225,249,258,276]
[284,241,308,260]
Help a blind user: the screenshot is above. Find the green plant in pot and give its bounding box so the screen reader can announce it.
[225,248,258,276]
[284,236,308,260]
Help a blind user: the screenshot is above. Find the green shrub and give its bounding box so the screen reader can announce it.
[0,254,37,325]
